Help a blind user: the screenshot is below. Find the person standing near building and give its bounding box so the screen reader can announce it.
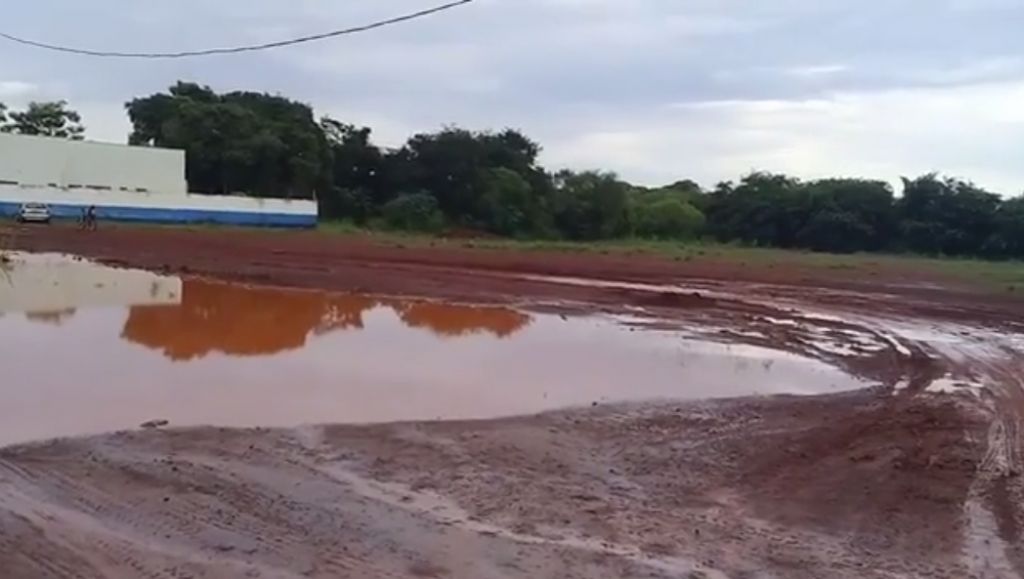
[80,205,97,231]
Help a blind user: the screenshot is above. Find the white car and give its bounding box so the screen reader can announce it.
[17,203,51,224]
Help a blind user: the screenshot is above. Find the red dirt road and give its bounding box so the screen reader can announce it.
[4,224,1015,315]
[2,224,1024,578]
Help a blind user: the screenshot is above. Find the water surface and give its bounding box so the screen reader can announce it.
[0,253,868,446]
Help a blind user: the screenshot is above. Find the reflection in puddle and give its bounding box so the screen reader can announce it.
[24,308,78,326]
[0,252,180,314]
[122,280,531,360]
[0,253,870,446]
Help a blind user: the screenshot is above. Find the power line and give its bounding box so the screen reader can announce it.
[0,0,475,58]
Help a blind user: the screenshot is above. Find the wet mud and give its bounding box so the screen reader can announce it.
[1,226,1024,578]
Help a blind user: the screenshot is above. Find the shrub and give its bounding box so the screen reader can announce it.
[381,193,444,232]
[796,210,875,253]
[633,198,706,239]
[552,170,631,240]
[477,167,536,236]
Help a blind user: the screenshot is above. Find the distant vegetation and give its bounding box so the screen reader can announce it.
[0,100,84,140]
[7,82,1024,260]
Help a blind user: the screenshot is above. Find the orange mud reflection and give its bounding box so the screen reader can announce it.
[0,254,872,447]
[390,301,530,339]
[122,279,532,361]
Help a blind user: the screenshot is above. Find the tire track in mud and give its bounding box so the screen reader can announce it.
[535,275,1024,579]
[1,428,698,579]
[965,365,1024,577]
[290,426,725,578]
[4,227,1024,578]
[0,388,1010,578]
[962,406,1021,578]
[731,285,1024,578]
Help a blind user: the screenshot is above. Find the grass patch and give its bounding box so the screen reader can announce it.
[42,220,1021,295]
[314,222,1024,293]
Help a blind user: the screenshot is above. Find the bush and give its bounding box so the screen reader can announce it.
[381,193,444,232]
[552,170,631,240]
[796,210,875,253]
[477,167,537,236]
[321,187,372,224]
[633,198,706,239]
[983,197,1024,258]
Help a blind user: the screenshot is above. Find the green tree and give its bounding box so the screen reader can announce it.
[477,167,539,235]
[106,82,1024,255]
[381,193,444,232]
[983,197,1024,258]
[796,210,876,253]
[3,101,85,140]
[705,172,809,247]
[319,117,385,221]
[396,127,545,226]
[126,82,329,199]
[640,179,707,211]
[897,174,999,255]
[552,170,631,240]
[797,179,895,252]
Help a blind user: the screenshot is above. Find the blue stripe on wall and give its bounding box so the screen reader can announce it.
[0,202,317,228]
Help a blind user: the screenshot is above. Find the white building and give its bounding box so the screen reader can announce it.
[0,133,317,227]
[0,133,187,194]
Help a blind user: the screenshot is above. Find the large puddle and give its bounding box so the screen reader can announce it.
[0,253,870,446]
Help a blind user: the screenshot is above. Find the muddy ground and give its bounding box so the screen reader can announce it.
[2,224,1024,578]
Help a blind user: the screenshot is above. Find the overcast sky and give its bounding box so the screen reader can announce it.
[3,0,1024,192]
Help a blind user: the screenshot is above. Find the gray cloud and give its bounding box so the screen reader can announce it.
[3,0,1024,192]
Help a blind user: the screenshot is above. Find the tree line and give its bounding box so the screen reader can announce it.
[6,82,1024,259]
[0,100,84,140]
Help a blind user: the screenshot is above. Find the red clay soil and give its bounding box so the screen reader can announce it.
[0,393,997,579]
[3,223,1024,578]
[4,223,1019,323]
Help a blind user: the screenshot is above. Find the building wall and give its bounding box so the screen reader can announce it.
[0,185,318,227]
[0,133,187,195]
[0,134,318,227]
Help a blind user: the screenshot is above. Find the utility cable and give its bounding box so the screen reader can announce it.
[0,0,474,58]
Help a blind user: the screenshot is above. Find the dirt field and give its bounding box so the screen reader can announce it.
[4,223,1015,310]
[3,224,1024,578]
